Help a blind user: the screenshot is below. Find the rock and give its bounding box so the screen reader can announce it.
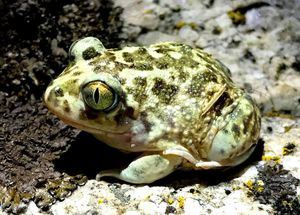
[115,0,159,30]
[137,31,181,46]
[178,26,199,43]
[1,0,300,214]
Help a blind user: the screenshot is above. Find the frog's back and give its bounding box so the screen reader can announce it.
[89,42,236,108]
[88,43,245,157]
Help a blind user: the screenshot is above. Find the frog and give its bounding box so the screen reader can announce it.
[44,37,261,184]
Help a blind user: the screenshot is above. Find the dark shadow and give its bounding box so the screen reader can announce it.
[54,132,139,179]
[55,132,264,187]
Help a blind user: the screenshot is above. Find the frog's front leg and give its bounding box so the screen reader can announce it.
[96,153,182,184]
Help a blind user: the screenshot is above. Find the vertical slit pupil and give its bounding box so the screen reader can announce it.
[94,87,100,104]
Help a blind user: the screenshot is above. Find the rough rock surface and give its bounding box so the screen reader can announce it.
[1,0,299,214]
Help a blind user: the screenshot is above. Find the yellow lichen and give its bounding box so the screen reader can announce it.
[262,155,281,163]
[98,198,105,204]
[188,22,197,30]
[256,180,264,193]
[143,9,154,14]
[232,184,242,190]
[167,197,174,204]
[245,180,254,189]
[175,20,186,29]
[245,179,264,193]
[175,21,198,29]
[177,196,185,208]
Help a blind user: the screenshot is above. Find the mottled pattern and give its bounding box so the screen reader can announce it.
[44,39,261,171]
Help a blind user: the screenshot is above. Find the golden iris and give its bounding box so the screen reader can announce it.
[82,81,115,111]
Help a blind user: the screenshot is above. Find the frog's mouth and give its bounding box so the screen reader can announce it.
[45,98,155,152]
[44,97,132,136]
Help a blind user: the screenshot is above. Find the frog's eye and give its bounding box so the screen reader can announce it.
[81,81,118,111]
[69,37,106,62]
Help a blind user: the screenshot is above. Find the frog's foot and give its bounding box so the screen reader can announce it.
[96,154,182,184]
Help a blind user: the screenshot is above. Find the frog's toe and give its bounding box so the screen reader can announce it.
[97,154,182,184]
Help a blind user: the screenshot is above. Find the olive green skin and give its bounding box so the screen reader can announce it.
[44,37,261,181]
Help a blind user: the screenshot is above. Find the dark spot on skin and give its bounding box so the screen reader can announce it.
[188,71,219,98]
[241,145,246,152]
[219,149,225,155]
[242,113,253,134]
[132,167,145,177]
[84,107,99,120]
[133,77,147,87]
[63,100,70,112]
[82,47,99,60]
[73,71,82,76]
[124,106,135,119]
[105,51,116,61]
[54,87,64,97]
[154,55,174,69]
[113,106,135,127]
[137,47,147,55]
[155,47,174,54]
[129,77,148,104]
[155,60,169,69]
[152,77,179,104]
[232,123,241,137]
[153,156,164,167]
[122,52,134,62]
[61,79,79,96]
[78,109,86,120]
[177,68,189,81]
[178,56,199,68]
[133,62,153,70]
[223,129,229,134]
[140,111,152,132]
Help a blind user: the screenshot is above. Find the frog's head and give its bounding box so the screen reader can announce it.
[44,37,132,135]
